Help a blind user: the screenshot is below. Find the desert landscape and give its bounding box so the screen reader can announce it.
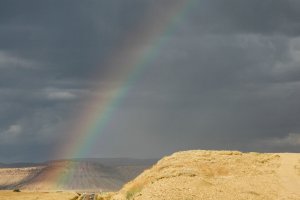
[0,158,155,191]
[1,0,300,200]
[1,150,300,200]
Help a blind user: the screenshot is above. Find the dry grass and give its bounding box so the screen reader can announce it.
[108,150,300,200]
[0,190,78,200]
[97,192,115,200]
[125,181,145,200]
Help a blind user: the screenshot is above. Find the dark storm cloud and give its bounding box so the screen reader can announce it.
[99,34,300,157]
[1,0,300,162]
[178,0,300,36]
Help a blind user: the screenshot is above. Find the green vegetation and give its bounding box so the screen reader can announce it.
[126,185,143,200]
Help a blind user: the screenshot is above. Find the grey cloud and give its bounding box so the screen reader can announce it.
[262,133,300,147]
[179,0,300,36]
[1,0,300,162]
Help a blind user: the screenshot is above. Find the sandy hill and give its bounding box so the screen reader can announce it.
[109,150,300,200]
[0,158,155,191]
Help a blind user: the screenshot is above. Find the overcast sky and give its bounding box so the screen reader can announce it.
[1,0,300,162]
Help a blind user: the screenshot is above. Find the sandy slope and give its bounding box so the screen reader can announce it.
[110,150,300,200]
[278,154,300,199]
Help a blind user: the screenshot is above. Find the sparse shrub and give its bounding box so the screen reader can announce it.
[126,184,143,200]
[13,189,21,192]
[69,196,79,200]
[97,192,114,200]
[126,190,136,200]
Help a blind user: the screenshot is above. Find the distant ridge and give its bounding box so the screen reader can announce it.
[0,162,43,168]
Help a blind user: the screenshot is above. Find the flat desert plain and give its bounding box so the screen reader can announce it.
[0,190,78,200]
[0,159,154,191]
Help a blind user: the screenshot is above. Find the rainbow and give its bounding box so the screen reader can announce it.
[50,0,195,187]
